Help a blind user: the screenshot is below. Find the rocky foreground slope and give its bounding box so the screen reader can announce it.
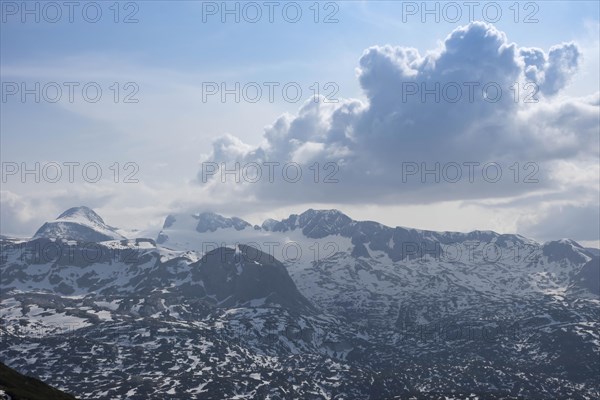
[0,361,78,400]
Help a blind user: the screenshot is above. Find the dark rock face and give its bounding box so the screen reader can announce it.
[162,215,177,229]
[574,256,600,295]
[297,209,353,238]
[0,361,78,400]
[195,212,252,233]
[267,209,352,238]
[193,245,315,312]
[542,240,589,264]
[156,232,169,244]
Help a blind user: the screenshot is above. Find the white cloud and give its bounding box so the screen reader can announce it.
[194,22,598,242]
[2,22,597,245]
[197,24,592,165]
[291,141,325,164]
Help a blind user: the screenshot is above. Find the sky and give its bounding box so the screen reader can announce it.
[1,0,599,247]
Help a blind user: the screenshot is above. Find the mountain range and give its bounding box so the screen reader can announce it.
[1,206,598,399]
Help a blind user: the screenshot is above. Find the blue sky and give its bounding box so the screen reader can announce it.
[1,1,599,246]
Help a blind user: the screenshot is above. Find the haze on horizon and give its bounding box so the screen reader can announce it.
[1,1,599,248]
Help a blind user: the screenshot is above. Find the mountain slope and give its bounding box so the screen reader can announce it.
[158,208,537,261]
[33,206,125,242]
[192,245,315,312]
[1,207,598,399]
[0,239,314,313]
[0,362,77,400]
[157,211,256,247]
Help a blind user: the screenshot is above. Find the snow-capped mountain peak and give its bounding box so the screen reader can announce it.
[33,206,125,242]
[2,207,599,399]
[156,211,254,247]
[195,211,252,233]
[56,206,107,225]
[263,209,353,238]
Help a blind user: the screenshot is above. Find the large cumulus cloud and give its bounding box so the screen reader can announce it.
[197,22,598,239]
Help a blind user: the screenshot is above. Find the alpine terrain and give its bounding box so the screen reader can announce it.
[1,207,598,399]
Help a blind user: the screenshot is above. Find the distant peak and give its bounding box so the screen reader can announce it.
[57,206,105,224]
[299,209,352,225]
[261,218,279,231]
[301,208,346,216]
[556,238,583,248]
[34,206,124,242]
[195,212,251,233]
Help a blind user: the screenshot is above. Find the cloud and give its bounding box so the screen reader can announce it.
[0,185,116,237]
[3,22,596,244]
[519,203,600,243]
[196,22,597,215]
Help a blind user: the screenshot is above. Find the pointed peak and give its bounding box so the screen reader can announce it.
[57,206,105,225]
[34,206,124,242]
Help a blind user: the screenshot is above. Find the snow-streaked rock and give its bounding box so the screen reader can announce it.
[1,207,599,399]
[33,206,125,242]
